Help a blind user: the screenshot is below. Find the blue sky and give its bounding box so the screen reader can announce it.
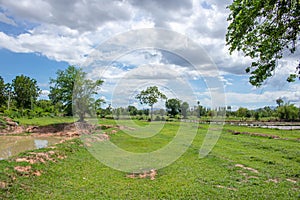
[0,0,299,110]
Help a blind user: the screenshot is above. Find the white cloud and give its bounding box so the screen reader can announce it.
[0,0,254,75]
[0,0,299,109]
[0,12,16,26]
[0,0,134,32]
[88,64,203,107]
[38,89,50,99]
[0,26,93,64]
[225,89,300,108]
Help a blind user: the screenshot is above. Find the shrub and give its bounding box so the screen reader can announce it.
[154,116,161,121]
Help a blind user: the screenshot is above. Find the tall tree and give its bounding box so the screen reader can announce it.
[277,103,299,121]
[12,75,41,109]
[165,98,181,117]
[49,66,103,121]
[135,86,167,120]
[0,76,6,107]
[127,105,138,116]
[236,107,251,118]
[276,98,284,107]
[226,0,300,86]
[49,66,78,116]
[181,102,189,119]
[4,83,13,110]
[197,101,201,118]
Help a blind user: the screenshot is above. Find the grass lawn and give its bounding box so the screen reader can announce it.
[14,117,76,126]
[0,120,299,199]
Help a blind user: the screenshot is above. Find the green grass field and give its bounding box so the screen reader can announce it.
[14,117,76,126]
[0,120,299,199]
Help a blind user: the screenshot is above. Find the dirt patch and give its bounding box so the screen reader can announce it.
[265,178,298,184]
[29,122,83,137]
[286,178,297,183]
[0,181,7,189]
[116,125,136,131]
[32,170,42,176]
[81,124,135,146]
[236,168,259,184]
[82,134,110,147]
[235,164,259,174]
[0,117,24,134]
[13,149,68,178]
[0,117,98,137]
[215,185,238,191]
[266,178,279,183]
[126,169,157,180]
[109,130,118,134]
[14,166,31,174]
[1,118,131,139]
[14,165,43,177]
[15,150,66,164]
[227,129,280,139]
[99,124,115,129]
[99,124,136,131]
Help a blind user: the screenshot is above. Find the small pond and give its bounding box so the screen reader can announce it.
[258,125,300,130]
[227,122,300,130]
[0,136,64,160]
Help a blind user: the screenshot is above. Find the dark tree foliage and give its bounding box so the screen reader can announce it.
[49,66,78,116]
[0,76,6,106]
[181,102,189,118]
[165,98,181,117]
[49,66,103,121]
[277,103,299,121]
[128,105,138,116]
[12,75,41,109]
[226,0,300,86]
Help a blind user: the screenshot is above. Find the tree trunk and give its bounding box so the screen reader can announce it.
[79,113,85,122]
[151,105,153,121]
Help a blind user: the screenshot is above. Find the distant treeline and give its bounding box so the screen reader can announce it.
[0,66,299,122]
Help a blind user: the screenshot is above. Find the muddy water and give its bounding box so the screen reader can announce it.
[258,125,300,130]
[0,136,63,160]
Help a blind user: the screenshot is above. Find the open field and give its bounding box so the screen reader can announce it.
[14,117,76,126]
[0,120,299,199]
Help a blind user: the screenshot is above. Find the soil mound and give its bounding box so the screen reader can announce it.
[0,117,96,137]
[0,117,23,134]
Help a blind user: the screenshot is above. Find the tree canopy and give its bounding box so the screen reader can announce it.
[49,66,78,116]
[0,76,6,107]
[226,0,300,86]
[73,74,103,121]
[181,102,189,119]
[165,98,181,117]
[135,86,167,120]
[49,65,103,121]
[12,75,40,109]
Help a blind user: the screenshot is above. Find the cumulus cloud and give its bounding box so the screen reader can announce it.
[0,0,247,74]
[0,0,298,109]
[129,0,193,27]
[0,12,16,26]
[0,0,133,32]
[0,25,93,63]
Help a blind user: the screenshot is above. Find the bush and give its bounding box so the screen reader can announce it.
[175,114,181,119]
[0,117,7,129]
[155,116,161,121]
[4,109,21,118]
[138,116,144,120]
